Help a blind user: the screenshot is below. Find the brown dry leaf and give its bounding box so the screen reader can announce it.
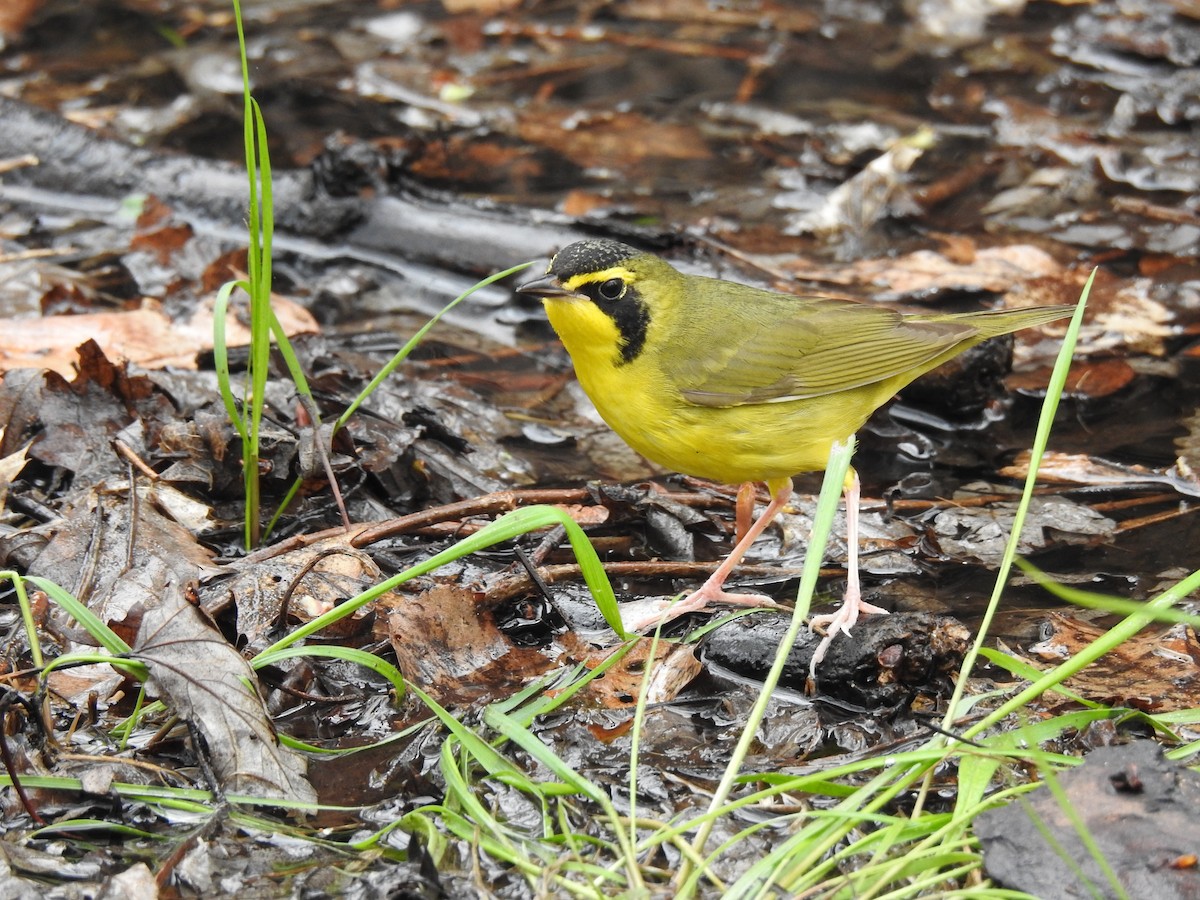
[0,0,43,40]
[781,243,1062,294]
[560,189,615,217]
[564,636,701,708]
[205,540,382,655]
[386,583,699,708]
[0,294,317,376]
[1027,613,1200,712]
[406,134,541,185]
[134,581,317,802]
[620,0,819,32]
[441,0,520,12]
[22,483,221,641]
[385,582,560,706]
[1015,269,1174,357]
[129,218,193,264]
[517,109,710,169]
[45,664,126,706]
[0,308,185,376]
[0,431,30,508]
[1004,357,1135,397]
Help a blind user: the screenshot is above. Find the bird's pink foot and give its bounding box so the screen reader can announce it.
[619,583,780,633]
[808,592,889,677]
[619,479,794,633]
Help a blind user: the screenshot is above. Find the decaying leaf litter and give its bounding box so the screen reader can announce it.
[0,0,1198,895]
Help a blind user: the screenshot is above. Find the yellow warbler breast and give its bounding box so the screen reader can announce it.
[543,287,879,484]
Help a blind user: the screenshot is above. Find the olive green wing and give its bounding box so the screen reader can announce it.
[673,295,977,408]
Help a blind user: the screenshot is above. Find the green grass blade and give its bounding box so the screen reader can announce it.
[677,437,854,896]
[2,572,44,669]
[211,279,252,445]
[403,681,530,786]
[334,261,535,432]
[962,567,1200,740]
[257,503,623,658]
[251,644,406,700]
[1016,558,1200,626]
[24,575,132,656]
[942,268,1095,736]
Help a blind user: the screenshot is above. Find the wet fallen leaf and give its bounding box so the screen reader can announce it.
[902,0,1027,49]
[1000,450,1200,499]
[0,294,317,376]
[205,539,382,654]
[18,483,221,641]
[1026,614,1200,712]
[99,863,158,900]
[1004,357,1135,397]
[785,129,932,237]
[926,487,1115,567]
[1088,277,1175,357]
[0,839,107,880]
[134,581,318,802]
[407,133,541,186]
[385,582,560,706]
[130,196,194,264]
[45,663,126,707]
[0,341,172,486]
[777,496,922,576]
[517,108,710,169]
[1176,408,1200,479]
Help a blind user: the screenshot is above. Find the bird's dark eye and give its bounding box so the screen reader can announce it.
[597,278,624,301]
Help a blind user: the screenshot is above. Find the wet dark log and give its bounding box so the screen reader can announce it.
[702,610,971,708]
[0,97,588,276]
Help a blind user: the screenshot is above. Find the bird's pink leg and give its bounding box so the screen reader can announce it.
[808,468,888,675]
[620,479,792,632]
[735,481,756,544]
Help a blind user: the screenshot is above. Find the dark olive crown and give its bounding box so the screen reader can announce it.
[549,239,639,280]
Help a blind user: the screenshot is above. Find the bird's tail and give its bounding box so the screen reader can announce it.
[918,304,1075,340]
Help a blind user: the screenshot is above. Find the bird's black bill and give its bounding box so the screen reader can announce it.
[516,273,581,300]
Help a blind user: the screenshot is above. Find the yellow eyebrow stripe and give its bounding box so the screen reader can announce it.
[562,266,635,293]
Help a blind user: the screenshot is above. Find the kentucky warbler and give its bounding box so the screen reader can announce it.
[519,238,1072,659]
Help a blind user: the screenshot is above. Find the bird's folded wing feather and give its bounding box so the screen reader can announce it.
[675,299,977,407]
